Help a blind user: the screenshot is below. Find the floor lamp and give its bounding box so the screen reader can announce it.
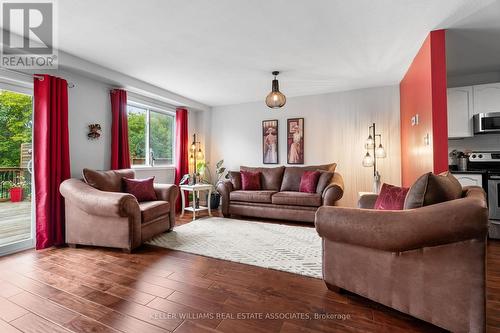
[189,134,204,207]
[362,123,386,193]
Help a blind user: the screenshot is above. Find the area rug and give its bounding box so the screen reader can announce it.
[147,217,322,279]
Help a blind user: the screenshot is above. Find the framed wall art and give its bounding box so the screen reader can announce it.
[262,119,279,164]
[287,118,304,164]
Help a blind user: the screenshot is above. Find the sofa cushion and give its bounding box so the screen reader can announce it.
[230,190,277,203]
[139,201,170,223]
[374,183,409,210]
[272,191,322,207]
[123,177,157,202]
[280,163,337,192]
[83,168,135,192]
[241,171,261,190]
[299,171,321,193]
[229,171,242,190]
[316,171,333,194]
[404,171,463,209]
[240,166,285,191]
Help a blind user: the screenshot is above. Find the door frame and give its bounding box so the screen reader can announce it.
[0,79,35,256]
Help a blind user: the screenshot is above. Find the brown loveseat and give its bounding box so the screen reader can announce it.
[60,168,179,252]
[315,185,488,333]
[217,164,343,223]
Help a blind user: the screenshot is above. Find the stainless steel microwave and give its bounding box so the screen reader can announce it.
[473,112,500,134]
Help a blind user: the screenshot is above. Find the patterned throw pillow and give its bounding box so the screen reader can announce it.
[374,183,409,210]
[123,177,157,202]
[299,171,321,193]
[241,171,261,190]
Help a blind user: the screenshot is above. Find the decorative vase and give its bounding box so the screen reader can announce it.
[9,187,22,202]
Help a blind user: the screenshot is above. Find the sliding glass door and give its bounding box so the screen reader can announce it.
[0,84,34,255]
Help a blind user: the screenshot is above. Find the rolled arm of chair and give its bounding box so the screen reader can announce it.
[315,196,488,252]
[357,194,379,209]
[322,172,344,206]
[216,180,233,216]
[60,179,139,218]
[154,183,179,229]
[154,183,179,205]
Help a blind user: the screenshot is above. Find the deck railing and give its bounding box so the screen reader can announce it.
[0,168,30,201]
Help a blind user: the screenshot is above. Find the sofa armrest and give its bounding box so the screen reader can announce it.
[315,196,488,252]
[154,183,179,229]
[322,172,344,206]
[217,180,233,216]
[60,179,139,218]
[357,194,378,209]
[153,183,179,204]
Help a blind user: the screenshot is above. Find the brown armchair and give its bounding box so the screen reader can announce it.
[60,169,179,252]
[315,186,488,333]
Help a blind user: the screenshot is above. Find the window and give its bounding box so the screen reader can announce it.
[127,102,175,167]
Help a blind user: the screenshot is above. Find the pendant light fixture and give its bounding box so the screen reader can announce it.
[265,71,286,109]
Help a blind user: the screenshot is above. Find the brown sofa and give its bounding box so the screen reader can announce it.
[217,164,344,223]
[315,186,488,333]
[59,169,179,252]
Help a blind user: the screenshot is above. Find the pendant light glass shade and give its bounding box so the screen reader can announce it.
[362,152,374,167]
[365,134,374,149]
[266,71,286,108]
[196,148,204,160]
[375,143,386,158]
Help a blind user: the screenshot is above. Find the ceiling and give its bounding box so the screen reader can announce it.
[446,1,500,77]
[56,0,498,106]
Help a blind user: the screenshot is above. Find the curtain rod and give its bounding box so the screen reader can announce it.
[1,68,75,88]
[115,88,186,111]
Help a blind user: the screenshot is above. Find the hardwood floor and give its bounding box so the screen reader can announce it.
[0,211,498,333]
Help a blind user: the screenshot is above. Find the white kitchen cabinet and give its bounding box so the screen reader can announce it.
[473,83,500,115]
[447,86,473,138]
[453,173,483,187]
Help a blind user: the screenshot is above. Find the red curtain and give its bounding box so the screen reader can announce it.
[175,108,189,212]
[34,74,71,250]
[110,89,131,169]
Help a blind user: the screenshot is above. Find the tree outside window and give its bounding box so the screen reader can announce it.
[127,103,174,167]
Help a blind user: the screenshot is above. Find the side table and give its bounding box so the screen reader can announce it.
[180,184,213,220]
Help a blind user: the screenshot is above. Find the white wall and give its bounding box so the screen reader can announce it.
[63,70,112,177]
[208,86,401,207]
[0,69,201,184]
[64,70,182,182]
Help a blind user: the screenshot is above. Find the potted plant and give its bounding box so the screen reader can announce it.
[2,177,26,203]
[198,159,229,209]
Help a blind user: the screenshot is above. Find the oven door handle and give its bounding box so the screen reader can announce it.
[490,176,500,180]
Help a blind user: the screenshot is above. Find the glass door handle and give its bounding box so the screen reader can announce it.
[27,159,33,174]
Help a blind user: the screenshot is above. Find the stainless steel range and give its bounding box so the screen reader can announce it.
[468,152,500,238]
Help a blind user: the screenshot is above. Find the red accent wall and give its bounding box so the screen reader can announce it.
[400,30,448,187]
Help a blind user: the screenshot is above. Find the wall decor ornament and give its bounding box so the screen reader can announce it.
[87,124,101,140]
[262,120,279,164]
[287,118,304,164]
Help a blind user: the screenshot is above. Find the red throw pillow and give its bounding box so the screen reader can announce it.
[123,177,157,202]
[374,183,409,210]
[241,171,261,190]
[299,171,321,193]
